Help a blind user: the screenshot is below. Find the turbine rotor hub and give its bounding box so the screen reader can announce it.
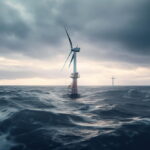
[71,47,80,52]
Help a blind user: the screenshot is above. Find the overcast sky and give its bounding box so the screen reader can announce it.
[0,0,150,85]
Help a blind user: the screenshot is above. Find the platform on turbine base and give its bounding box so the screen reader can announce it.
[70,72,80,78]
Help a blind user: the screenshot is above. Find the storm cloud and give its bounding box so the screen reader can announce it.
[0,0,150,63]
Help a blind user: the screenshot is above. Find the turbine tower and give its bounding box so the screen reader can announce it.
[63,27,80,97]
[112,76,115,86]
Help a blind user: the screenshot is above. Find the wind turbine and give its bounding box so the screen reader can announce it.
[63,27,80,97]
[112,76,115,86]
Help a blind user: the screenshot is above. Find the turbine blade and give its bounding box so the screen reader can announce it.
[69,53,74,68]
[62,51,72,70]
[64,27,73,49]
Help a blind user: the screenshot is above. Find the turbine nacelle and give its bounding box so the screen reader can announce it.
[71,47,80,52]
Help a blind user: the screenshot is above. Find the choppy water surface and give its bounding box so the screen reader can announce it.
[0,86,150,150]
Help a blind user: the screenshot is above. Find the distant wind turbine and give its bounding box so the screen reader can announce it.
[112,76,116,86]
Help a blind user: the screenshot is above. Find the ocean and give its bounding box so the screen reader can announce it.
[0,86,150,150]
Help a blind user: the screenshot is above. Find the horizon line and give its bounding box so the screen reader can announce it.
[0,85,150,86]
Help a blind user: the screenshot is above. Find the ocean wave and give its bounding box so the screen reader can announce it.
[0,86,150,150]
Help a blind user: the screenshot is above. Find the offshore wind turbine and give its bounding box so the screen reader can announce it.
[112,76,115,86]
[63,27,80,97]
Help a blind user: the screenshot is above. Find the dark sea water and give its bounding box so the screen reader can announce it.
[0,86,150,150]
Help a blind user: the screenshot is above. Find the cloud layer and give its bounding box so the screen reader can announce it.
[0,0,150,59]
